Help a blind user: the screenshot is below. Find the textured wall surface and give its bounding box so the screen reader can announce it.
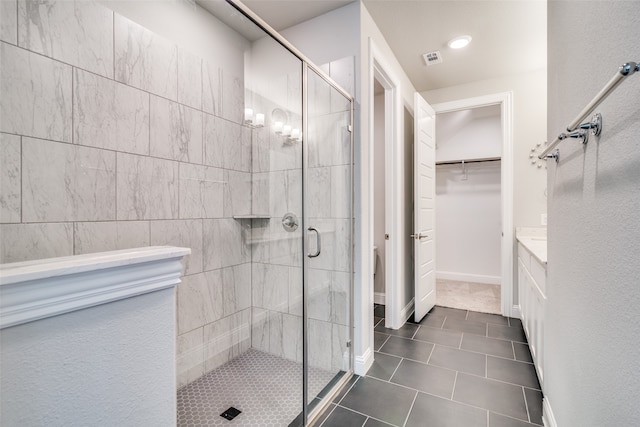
[546,1,640,425]
[0,289,176,426]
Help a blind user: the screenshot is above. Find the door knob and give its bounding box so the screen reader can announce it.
[410,233,428,240]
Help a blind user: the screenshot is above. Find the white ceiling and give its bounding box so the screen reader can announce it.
[363,0,547,92]
[241,0,355,30]
[239,0,546,93]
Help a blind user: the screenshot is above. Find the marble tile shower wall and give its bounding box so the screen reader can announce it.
[0,0,252,388]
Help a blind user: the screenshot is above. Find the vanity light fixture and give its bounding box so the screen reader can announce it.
[448,35,472,49]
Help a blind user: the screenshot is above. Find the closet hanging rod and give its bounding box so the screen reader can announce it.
[539,61,639,160]
[436,156,501,166]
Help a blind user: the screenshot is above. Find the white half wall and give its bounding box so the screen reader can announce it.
[545,1,640,425]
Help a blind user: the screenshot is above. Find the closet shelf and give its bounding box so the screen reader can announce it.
[435,156,501,166]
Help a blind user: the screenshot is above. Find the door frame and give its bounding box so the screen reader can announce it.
[368,39,406,331]
[431,92,515,317]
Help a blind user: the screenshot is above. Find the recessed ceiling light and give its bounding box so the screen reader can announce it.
[448,35,472,49]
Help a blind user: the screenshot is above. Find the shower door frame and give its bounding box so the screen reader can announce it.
[225,1,355,425]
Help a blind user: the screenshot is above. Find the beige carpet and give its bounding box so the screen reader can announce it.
[436,279,501,314]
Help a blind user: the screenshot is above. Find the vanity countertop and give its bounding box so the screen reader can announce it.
[516,227,547,265]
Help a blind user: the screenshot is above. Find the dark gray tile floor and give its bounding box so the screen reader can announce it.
[315,305,543,427]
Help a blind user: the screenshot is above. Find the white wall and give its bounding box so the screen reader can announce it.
[361,3,418,333]
[423,69,547,229]
[545,2,640,425]
[436,111,502,162]
[1,289,176,426]
[373,94,386,296]
[436,162,501,283]
[435,111,502,283]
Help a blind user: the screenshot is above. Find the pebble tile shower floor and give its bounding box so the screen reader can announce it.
[177,349,336,426]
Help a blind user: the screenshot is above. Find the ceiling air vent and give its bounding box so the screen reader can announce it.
[422,51,443,66]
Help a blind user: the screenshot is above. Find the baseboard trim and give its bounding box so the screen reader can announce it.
[400,298,415,325]
[543,396,557,427]
[374,292,386,305]
[436,271,501,285]
[354,347,373,376]
[511,304,521,319]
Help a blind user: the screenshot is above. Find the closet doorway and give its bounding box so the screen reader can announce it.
[432,93,514,316]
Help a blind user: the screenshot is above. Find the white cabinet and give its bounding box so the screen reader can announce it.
[518,243,546,389]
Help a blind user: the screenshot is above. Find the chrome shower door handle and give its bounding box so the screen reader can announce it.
[308,227,321,258]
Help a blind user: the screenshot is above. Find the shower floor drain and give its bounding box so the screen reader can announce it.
[220,407,242,421]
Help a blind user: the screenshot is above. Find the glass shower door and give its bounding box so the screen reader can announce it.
[303,66,353,422]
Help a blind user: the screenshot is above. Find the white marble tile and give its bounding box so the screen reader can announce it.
[179,163,224,219]
[251,307,270,353]
[252,262,289,313]
[203,114,251,172]
[288,266,303,316]
[177,47,202,110]
[251,172,269,217]
[308,318,332,371]
[150,96,202,164]
[268,310,284,358]
[223,69,244,125]
[202,60,222,117]
[332,323,349,372]
[73,68,149,155]
[22,138,116,222]
[177,327,204,389]
[308,268,332,322]
[0,42,72,142]
[308,219,351,273]
[201,269,224,324]
[223,170,251,217]
[116,152,179,220]
[222,263,251,317]
[269,125,302,172]
[307,112,351,168]
[270,169,302,219]
[0,0,17,44]
[202,218,250,270]
[286,71,302,115]
[0,222,73,263]
[282,313,303,363]
[331,271,351,326]
[253,220,302,267]
[114,13,177,100]
[204,309,250,372]
[150,219,203,275]
[251,126,269,173]
[331,165,352,219]
[0,133,21,222]
[329,56,354,112]
[308,70,331,118]
[74,221,149,255]
[18,0,113,78]
[178,272,216,335]
[307,167,331,219]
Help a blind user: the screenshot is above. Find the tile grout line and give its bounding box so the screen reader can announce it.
[388,357,404,382]
[401,390,419,427]
[522,386,532,423]
[450,371,459,400]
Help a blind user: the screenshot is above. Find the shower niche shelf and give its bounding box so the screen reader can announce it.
[233,215,270,220]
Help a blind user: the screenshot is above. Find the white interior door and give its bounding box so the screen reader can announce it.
[413,93,436,322]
